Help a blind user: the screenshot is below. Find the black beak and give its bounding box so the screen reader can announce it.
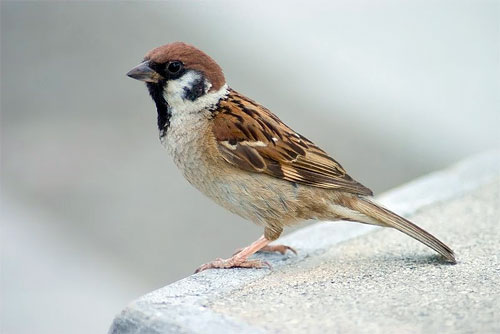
[126,61,164,83]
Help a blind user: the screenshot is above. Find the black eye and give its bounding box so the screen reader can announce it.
[166,61,183,75]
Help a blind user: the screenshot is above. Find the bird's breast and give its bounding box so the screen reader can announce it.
[160,109,213,178]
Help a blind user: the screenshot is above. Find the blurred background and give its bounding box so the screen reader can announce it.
[1,1,498,333]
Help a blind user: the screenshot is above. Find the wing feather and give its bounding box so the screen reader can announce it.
[212,89,373,196]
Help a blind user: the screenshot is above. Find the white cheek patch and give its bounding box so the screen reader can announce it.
[164,71,202,107]
[164,70,229,116]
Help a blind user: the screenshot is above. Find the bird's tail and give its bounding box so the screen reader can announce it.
[347,197,456,263]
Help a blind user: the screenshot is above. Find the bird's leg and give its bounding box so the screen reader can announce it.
[232,225,296,256]
[195,235,272,273]
[233,244,297,256]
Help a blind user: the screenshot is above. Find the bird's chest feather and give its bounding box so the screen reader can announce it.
[160,110,217,190]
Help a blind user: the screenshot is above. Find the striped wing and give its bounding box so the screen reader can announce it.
[212,90,373,196]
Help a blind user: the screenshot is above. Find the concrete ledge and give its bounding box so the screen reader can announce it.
[109,151,500,334]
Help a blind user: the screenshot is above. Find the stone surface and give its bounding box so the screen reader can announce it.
[109,151,500,334]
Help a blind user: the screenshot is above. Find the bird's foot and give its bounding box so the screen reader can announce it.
[233,244,297,256]
[195,257,271,273]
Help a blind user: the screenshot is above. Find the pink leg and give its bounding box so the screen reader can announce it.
[233,244,297,256]
[195,235,272,273]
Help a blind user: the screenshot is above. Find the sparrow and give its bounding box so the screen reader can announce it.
[127,42,456,272]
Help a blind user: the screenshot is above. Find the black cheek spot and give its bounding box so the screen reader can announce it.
[183,77,205,101]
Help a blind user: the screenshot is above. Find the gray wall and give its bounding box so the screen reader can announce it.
[1,1,498,333]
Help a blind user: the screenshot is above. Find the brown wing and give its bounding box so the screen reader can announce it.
[212,89,373,196]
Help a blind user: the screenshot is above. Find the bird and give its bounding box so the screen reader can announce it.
[126,42,456,273]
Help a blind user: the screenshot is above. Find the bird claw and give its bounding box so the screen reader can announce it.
[195,257,271,273]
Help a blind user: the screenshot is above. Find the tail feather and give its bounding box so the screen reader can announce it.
[349,197,456,263]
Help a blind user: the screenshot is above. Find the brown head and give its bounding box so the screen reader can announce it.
[127,42,226,129]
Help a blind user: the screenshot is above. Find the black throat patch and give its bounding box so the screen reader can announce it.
[146,80,171,131]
